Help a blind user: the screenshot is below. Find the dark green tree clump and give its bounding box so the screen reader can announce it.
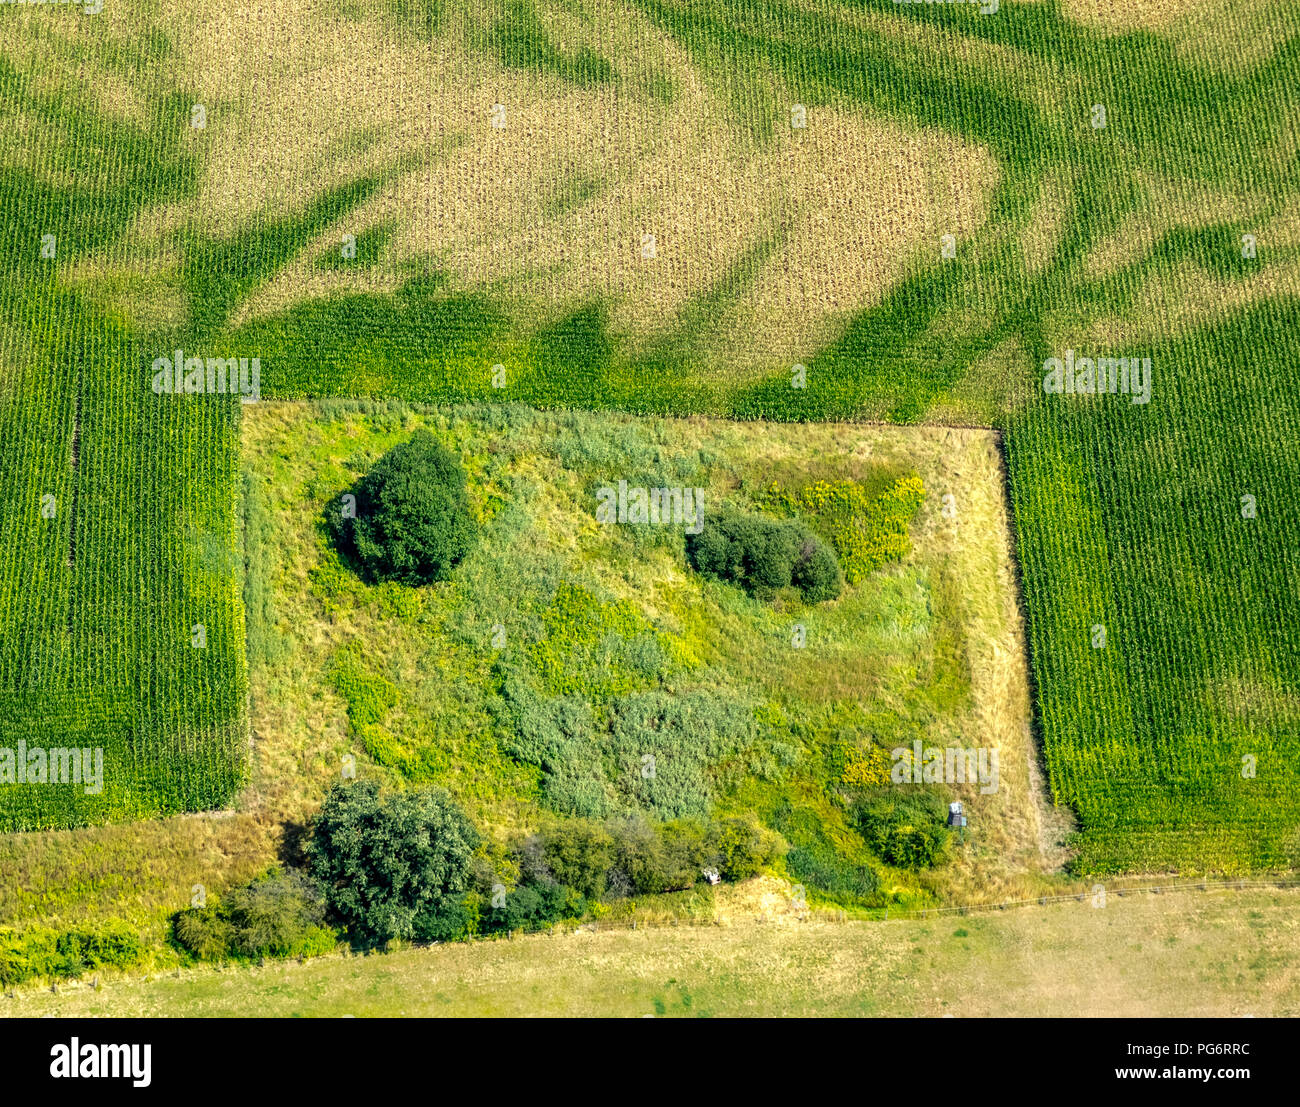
[333,428,476,584]
[852,790,951,870]
[686,509,843,603]
[307,780,480,946]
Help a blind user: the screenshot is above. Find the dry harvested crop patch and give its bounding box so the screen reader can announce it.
[0,0,1298,1013]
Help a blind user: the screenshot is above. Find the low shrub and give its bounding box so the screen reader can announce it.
[785,845,879,899]
[686,509,841,603]
[711,815,785,880]
[791,537,844,603]
[172,905,235,961]
[537,821,615,898]
[224,869,329,957]
[768,800,881,904]
[853,790,952,869]
[172,869,335,961]
[0,922,144,986]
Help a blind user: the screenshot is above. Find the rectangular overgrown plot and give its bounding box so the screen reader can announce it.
[242,402,1040,907]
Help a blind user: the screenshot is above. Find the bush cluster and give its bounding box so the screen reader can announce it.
[0,922,143,987]
[852,790,951,869]
[686,509,842,603]
[481,813,785,934]
[172,869,336,961]
[171,786,784,958]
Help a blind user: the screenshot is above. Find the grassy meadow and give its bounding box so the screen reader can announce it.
[237,401,1054,906]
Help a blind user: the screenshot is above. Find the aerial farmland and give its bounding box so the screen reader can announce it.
[0,0,1298,1040]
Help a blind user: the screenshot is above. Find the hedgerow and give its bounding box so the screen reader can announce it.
[0,922,144,987]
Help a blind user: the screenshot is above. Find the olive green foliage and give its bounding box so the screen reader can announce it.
[307,780,480,946]
[172,868,335,961]
[171,906,234,962]
[533,820,615,898]
[763,796,882,905]
[687,509,842,603]
[712,815,786,881]
[223,869,330,956]
[853,790,952,870]
[503,812,783,917]
[785,843,880,899]
[332,429,476,585]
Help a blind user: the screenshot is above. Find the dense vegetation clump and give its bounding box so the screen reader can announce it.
[307,780,480,946]
[172,869,335,961]
[168,803,786,958]
[333,429,476,584]
[852,790,952,870]
[686,510,842,603]
[0,922,144,987]
[479,813,785,934]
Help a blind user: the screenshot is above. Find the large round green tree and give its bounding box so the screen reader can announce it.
[307,780,480,946]
[335,429,476,584]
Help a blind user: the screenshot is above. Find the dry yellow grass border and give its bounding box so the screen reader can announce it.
[7,884,1298,1016]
